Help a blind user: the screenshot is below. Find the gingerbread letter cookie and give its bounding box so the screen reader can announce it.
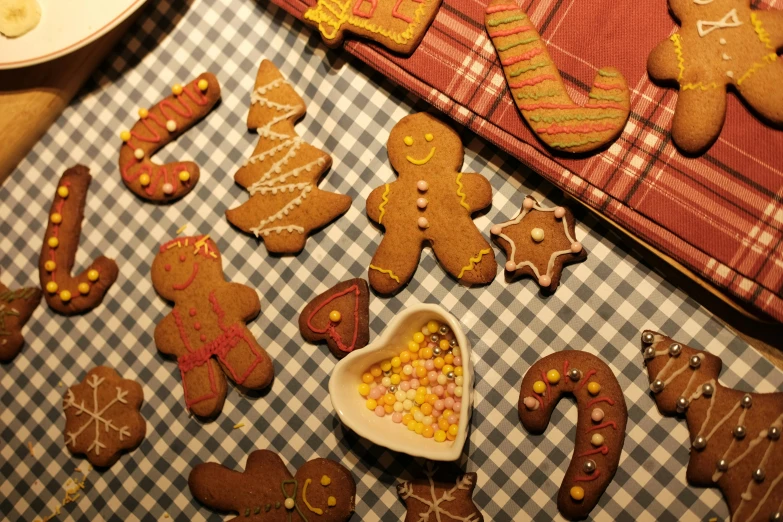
[151,234,274,418]
[648,0,783,153]
[189,449,356,521]
[366,113,496,294]
[485,1,631,153]
[641,330,783,522]
[519,351,627,520]
[491,195,586,292]
[299,278,370,359]
[226,60,351,254]
[63,366,145,468]
[397,463,483,522]
[0,272,41,362]
[39,165,119,315]
[119,73,221,201]
[303,0,442,54]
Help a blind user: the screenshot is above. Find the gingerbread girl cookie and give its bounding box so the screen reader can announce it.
[226,60,351,254]
[39,165,119,315]
[641,331,783,522]
[366,113,496,294]
[119,73,221,201]
[0,272,41,362]
[189,449,356,521]
[519,351,627,520]
[648,0,783,153]
[151,234,274,418]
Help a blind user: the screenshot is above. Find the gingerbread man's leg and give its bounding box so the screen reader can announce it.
[671,88,727,152]
[431,225,496,285]
[736,62,783,125]
[216,331,274,390]
[181,359,228,418]
[368,233,422,294]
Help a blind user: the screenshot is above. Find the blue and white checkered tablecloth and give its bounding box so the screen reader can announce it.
[1,1,782,521]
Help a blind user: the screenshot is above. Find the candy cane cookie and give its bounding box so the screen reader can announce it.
[519,351,627,520]
[119,73,221,202]
[39,165,119,316]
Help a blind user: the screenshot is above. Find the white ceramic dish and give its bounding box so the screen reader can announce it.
[0,0,147,70]
[329,304,474,461]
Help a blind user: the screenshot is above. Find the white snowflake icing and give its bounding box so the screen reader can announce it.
[399,463,482,522]
[64,374,131,456]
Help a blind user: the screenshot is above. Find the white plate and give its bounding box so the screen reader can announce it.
[0,0,147,70]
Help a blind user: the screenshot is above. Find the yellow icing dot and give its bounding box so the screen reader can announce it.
[532,381,546,394]
[120,130,131,142]
[44,261,56,272]
[59,290,72,302]
[570,486,585,501]
[46,282,58,294]
[78,283,90,295]
[198,79,209,91]
[138,108,149,119]
[587,382,601,395]
[172,84,183,96]
[329,310,342,323]
[57,186,69,198]
[547,369,560,384]
[50,213,62,224]
[404,136,414,146]
[48,237,59,248]
[87,269,100,282]
[320,475,331,486]
[139,173,151,186]
[425,133,434,142]
[327,496,336,507]
[178,171,190,182]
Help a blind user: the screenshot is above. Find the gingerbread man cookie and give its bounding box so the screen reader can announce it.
[397,463,483,522]
[641,331,783,522]
[63,366,145,468]
[366,113,496,294]
[491,195,586,292]
[119,73,221,201]
[648,0,783,153]
[485,0,631,153]
[226,60,351,254]
[39,165,119,316]
[189,449,356,521]
[151,234,274,418]
[0,272,41,362]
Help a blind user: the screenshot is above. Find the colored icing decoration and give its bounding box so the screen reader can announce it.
[321,475,332,486]
[485,0,631,153]
[531,227,544,242]
[225,60,351,254]
[697,8,743,37]
[303,0,442,54]
[397,462,483,522]
[0,275,41,362]
[519,351,627,520]
[119,72,221,202]
[300,279,370,359]
[39,166,119,315]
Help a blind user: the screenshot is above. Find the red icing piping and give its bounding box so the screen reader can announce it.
[352,0,377,18]
[490,25,533,39]
[172,263,199,291]
[499,45,540,66]
[563,359,569,379]
[518,102,627,111]
[536,123,618,135]
[509,74,555,89]
[576,369,597,391]
[542,369,551,405]
[209,290,228,332]
[306,284,361,353]
[577,445,609,457]
[391,0,413,22]
[486,4,518,14]
[159,235,217,258]
[574,470,601,482]
[586,421,617,433]
[592,82,622,90]
[532,393,544,410]
[586,397,615,408]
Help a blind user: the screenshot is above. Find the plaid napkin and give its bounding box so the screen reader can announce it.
[272,0,783,322]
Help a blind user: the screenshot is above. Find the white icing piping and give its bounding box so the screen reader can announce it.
[697,8,742,37]
[746,470,783,521]
[249,185,313,236]
[254,225,305,237]
[695,379,718,437]
[63,375,131,456]
[712,406,748,481]
[732,414,783,520]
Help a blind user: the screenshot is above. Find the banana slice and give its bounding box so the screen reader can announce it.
[0,0,41,38]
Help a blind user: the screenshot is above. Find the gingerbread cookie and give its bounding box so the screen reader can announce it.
[189,449,356,521]
[39,165,119,316]
[303,0,442,54]
[397,463,483,522]
[519,351,627,520]
[491,196,586,292]
[226,60,351,254]
[641,331,783,522]
[63,366,145,468]
[366,113,496,294]
[485,1,631,153]
[299,278,370,359]
[119,73,221,202]
[0,272,41,362]
[648,0,783,153]
[151,233,274,418]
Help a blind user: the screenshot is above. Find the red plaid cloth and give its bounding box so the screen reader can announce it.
[273,0,783,322]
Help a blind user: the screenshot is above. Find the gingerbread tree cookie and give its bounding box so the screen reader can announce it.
[648,0,783,153]
[189,449,356,521]
[485,0,631,154]
[491,195,586,292]
[63,366,145,468]
[0,272,41,362]
[397,463,483,522]
[641,331,783,522]
[151,234,274,418]
[366,113,496,294]
[226,60,351,255]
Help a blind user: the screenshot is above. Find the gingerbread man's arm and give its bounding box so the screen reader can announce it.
[366,183,391,225]
[212,283,261,322]
[647,37,681,82]
[154,313,188,358]
[456,173,493,213]
[756,9,783,49]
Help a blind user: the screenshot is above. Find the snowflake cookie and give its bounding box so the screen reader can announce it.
[63,366,145,467]
[397,463,483,522]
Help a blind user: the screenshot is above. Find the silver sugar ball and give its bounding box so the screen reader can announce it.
[770,511,782,522]
[447,371,455,380]
[754,468,766,482]
[568,368,582,381]
[650,379,665,393]
[692,436,707,450]
[769,427,781,440]
[717,459,729,472]
[741,394,753,409]
[433,347,442,356]
[669,343,682,357]
[449,339,458,348]
[689,355,701,368]
[676,396,689,412]
[439,325,449,336]
[733,425,747,439]
[383,370,392,377]
[641,331,655,344]
[389,385,397,393]
[583,460,596,474]
[643,347,656,361]
[702,383,714,397]
[430,334,439,343]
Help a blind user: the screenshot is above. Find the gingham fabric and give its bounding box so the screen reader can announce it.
[272,0,783,323]
[1,1,782,521]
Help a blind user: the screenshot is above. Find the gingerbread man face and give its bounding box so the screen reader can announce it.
[387,113,464,176]
[151,236,222,301]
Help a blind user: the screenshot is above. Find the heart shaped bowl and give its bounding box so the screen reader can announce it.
[329,304,473,461]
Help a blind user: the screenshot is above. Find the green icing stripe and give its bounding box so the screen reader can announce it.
[510,60,550,77]
[598,70,619,77]
[488,14,526,26]
[516,89,560,100]
[496,36,538,51]
[551,138,604,149]
[589,93,623,102]
[529,112,618,123]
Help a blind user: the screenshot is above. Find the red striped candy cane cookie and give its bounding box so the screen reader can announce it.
[519,351,627,520]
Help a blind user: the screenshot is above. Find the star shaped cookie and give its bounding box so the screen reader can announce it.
[491,196,586,291]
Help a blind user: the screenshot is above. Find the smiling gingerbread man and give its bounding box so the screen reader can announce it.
[151,235,274,418]
[648,0,783,152]
[366,113,496,294]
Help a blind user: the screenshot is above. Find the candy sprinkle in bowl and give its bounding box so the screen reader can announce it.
[329,304,473,461]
